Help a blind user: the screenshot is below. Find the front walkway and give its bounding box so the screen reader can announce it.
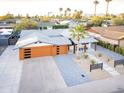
[54,55,91,87]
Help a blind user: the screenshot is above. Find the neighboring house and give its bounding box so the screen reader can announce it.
[101,20,113,27]
[88,26,124,47]
[0,29,19,46]
[38,21,56,30]
[0,24,13,29]
[59,19,77,28]
[0,20,16,29]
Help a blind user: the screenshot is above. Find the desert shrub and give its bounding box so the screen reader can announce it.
[122,48,124,56]
[112,17,124,26]
[91,16,104,26]
[83,54,88,59]
[98,53,102,57]
[43,27,47,29]
[91,60,96,64]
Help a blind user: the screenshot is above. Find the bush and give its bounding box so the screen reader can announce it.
[122,48,124,56]
[115,47,119,53]
[107,58,111,62]
[115,47,123,55]
[91,60,96,64]
[91,16,104,26]
[14,18,38,31]
[112,17,124,26]
[43,27,47,29]
[97,40,124,56]
[98,53,102,57]
[83,54,88,59]
[118,47,123,54]
[52,25,69,29]
[110,45,114,51]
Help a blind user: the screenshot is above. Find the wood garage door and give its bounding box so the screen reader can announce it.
[19,45,68,60]
[31,46,52,57]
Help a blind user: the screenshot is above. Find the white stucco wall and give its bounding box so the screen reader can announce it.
[119,39,124,47]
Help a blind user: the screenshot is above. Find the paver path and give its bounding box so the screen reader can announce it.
[54,54,91,87]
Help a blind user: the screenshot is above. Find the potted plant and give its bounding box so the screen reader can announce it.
[98,53,102,57]
[107,58,110,62]
[90,59,103,72]
[91,60,96,64]
[84,54,88,59]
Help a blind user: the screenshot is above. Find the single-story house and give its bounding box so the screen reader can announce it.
[38,21,56,30]
[0,29,19,46]
[88,26,124,47]
[15,29,98,60]
[0,20,15,29]
[14,30,72,60]
[0,24,13,29]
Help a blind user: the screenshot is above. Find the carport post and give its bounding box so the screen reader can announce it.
[73,45,76,54]
[84,44,87,52]
[94,43,97,51]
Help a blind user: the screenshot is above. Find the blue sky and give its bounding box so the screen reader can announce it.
[0,0,124,16]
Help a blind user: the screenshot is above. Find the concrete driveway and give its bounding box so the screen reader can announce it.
[19,57,66,93]
[0,46,23,93]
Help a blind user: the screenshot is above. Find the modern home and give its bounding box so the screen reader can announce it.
[15,29,97,60]
[88,26,124,47]
[14,30,71,60]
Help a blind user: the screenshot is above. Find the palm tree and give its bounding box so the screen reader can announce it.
[93,0,99,16]
[80,10,83,14]
[66,8,71,18]
[70,25,87,57]
[59,8,63,17]
[59,8,63,12]
[64,10,67,17]
[105,0,112,16]
[74,10,77,12]
[67,8,71,12]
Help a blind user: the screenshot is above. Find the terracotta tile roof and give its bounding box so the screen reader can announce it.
[101,30,124,40]
[88,26,124,40]
[88,28,99,34]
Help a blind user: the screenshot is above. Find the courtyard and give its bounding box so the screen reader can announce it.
[0,45,124,93]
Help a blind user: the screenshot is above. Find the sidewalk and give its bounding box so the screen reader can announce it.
[51,75,124,93]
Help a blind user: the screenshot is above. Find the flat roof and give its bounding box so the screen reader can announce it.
[72,37,98,44]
